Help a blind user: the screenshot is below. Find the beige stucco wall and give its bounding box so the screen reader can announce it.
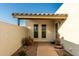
[26,20,56,42]
[0,21,29,56]
[56,3,79,55]
[61,38,79,56]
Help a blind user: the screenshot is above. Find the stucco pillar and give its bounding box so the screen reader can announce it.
[17,18,20,26]
[55,22,61,45]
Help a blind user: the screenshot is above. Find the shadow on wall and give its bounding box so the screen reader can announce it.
[61,37,79,56]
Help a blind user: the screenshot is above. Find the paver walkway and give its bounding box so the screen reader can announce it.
[37,42,58,56]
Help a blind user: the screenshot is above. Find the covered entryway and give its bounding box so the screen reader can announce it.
[12,13,68,43]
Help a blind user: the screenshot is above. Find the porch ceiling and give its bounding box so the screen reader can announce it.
[12,13,68,20]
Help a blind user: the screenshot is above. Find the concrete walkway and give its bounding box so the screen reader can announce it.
[37,42,58,56]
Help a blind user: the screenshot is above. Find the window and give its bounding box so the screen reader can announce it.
[34,24,38,38]
[42,24,46,38]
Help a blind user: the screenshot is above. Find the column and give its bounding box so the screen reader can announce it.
[55,22,61,45]
[17,18,20,26]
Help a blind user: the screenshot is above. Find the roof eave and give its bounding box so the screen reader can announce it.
[12,13,68,20]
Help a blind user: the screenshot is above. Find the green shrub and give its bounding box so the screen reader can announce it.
[21,37,34,46]
[18,50,27,56]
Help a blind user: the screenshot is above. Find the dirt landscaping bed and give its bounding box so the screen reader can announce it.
[12,43,38,56]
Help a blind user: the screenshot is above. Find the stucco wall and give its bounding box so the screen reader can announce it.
[61,38,79,56]
[56,3,79,55]
[26,20,56,42]
[0,21,29,56]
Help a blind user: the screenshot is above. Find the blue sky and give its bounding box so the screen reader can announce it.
[0,3,63,25]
